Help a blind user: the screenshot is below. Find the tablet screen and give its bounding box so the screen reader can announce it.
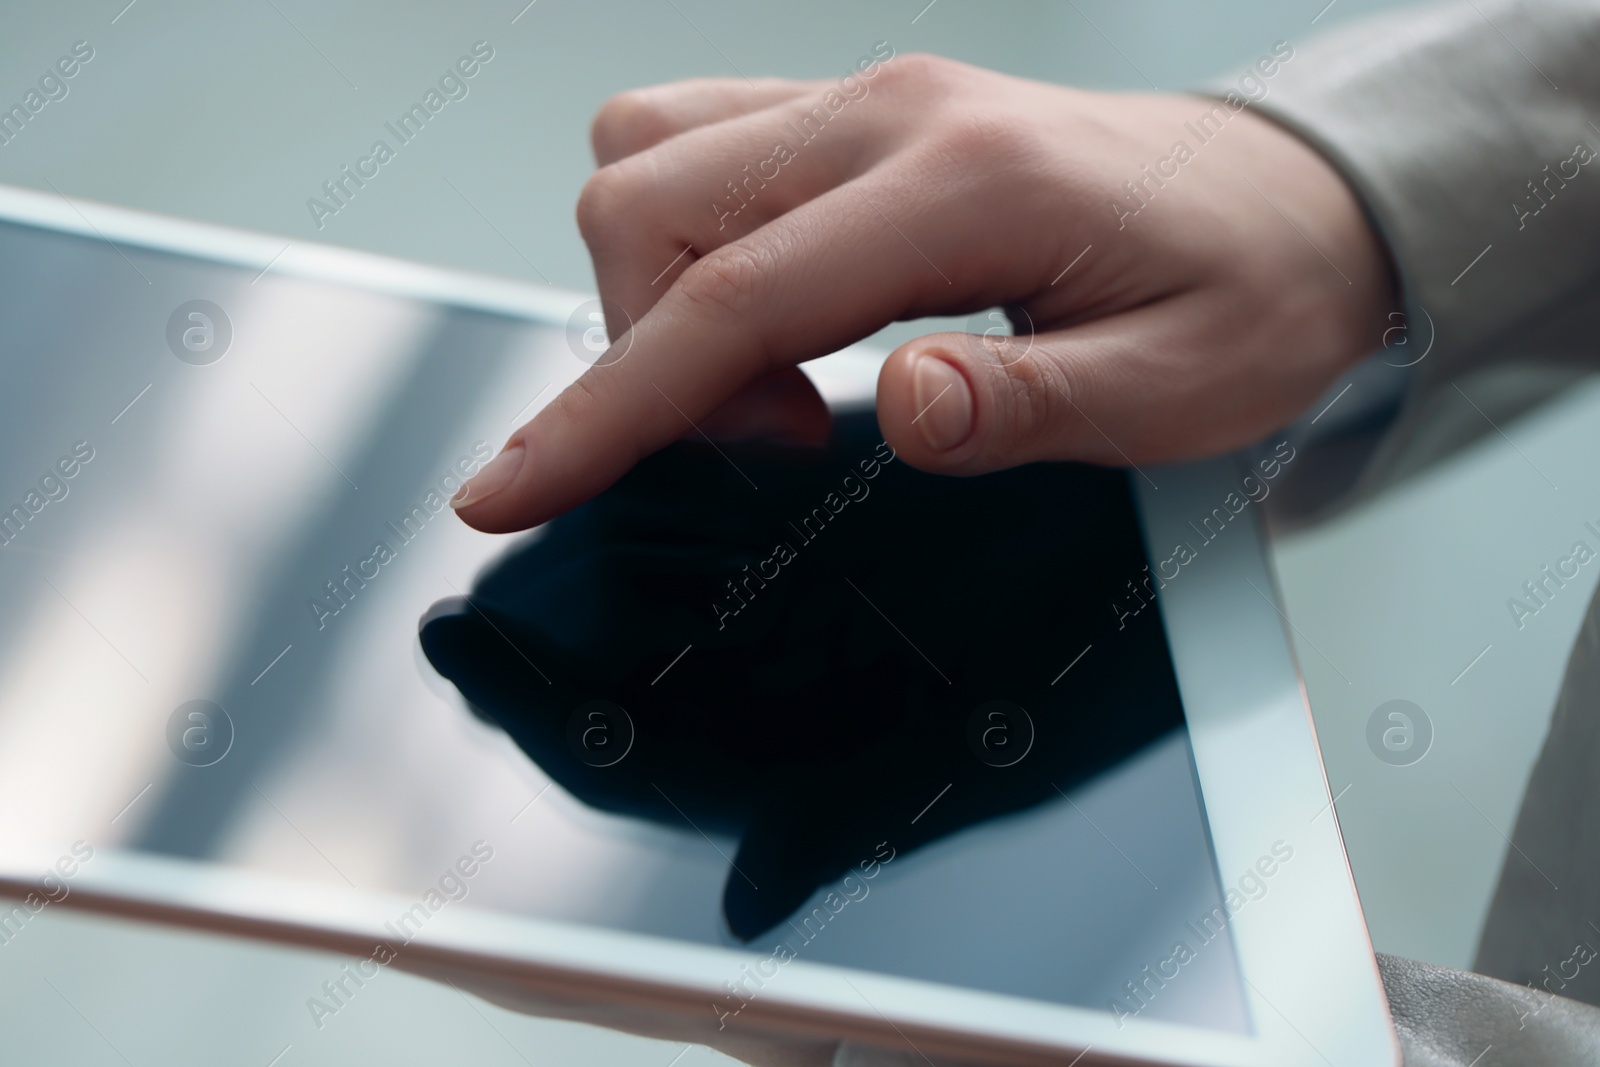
[0,215,1250,1034]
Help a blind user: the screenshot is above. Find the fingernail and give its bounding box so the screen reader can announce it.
[911,354,973,451]
[451,443,525,510]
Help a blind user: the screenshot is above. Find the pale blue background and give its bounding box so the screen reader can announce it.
[6,1,1591,1063]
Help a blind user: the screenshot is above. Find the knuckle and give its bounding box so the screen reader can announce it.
[575,164,634,246]
[557,365,609,418]
[590,89,673,162]
[990,350,1071,451]
[676,243,768,320]
[557,369,649,463]
[935,114,1030,169]
[878,52,958,93]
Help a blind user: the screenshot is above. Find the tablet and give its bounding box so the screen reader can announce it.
[0,182,1395,1067]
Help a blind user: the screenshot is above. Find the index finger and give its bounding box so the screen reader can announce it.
[452,178,958,532]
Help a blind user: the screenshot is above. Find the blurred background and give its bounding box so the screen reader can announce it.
[4,0,1596,1063]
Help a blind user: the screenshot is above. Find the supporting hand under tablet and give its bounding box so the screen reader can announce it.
[452,53,1396,533]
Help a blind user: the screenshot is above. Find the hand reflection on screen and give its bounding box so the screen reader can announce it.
[419,412,1183,941]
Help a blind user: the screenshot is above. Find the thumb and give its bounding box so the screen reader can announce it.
[875,316,1164,475]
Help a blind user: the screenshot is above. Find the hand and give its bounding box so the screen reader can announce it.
[452,52,1397,532]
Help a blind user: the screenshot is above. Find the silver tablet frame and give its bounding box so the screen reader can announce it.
[0,181,1396,1067]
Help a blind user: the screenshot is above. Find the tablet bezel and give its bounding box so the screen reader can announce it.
[0,182,1396,1067]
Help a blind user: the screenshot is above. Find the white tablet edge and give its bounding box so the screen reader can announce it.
[1134,463,1398,1066]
